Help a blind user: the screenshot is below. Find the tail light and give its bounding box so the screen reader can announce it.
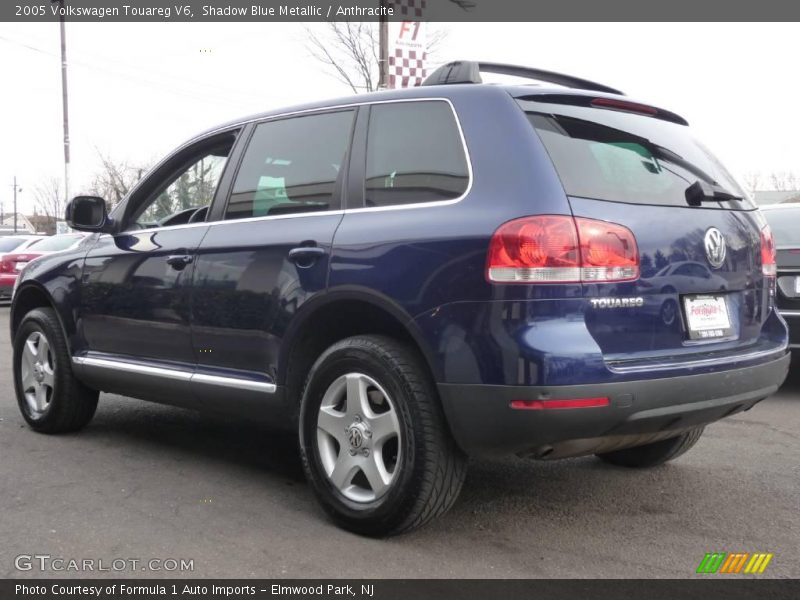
[487,215,639,283]
[511,397,610,410]
[760,225,776,277]
[0,259,11,273]
[590,97,659,117]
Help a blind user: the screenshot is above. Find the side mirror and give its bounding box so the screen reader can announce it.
[65,196,111,232]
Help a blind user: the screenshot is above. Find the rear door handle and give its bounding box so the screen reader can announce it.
[166,255,194,270]
[287,246,326,266]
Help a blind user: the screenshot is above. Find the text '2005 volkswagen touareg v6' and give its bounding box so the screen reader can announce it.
[11,61,790,536]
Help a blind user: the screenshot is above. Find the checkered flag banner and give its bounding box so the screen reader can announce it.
[387,1,427,88]
[391,0,427,18]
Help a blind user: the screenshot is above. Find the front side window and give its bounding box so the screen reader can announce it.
[365,101,469,208]
[134,148,230,229]
[225,110,355,220]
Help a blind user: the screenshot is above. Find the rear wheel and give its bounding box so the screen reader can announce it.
[13,308,98,433]
[659,298,678,326]
[299,335,467,536]
[596,427,704,468]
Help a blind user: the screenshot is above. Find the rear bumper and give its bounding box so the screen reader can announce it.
[778,310,800,348]
[438,350,790,458]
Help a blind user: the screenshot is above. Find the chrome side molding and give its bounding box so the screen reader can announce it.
[192,372,276,393]
[72,356,277,394]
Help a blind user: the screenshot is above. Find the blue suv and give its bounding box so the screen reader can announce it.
[11,62,790,536]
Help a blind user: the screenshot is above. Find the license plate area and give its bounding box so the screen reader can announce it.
[795,276,800,295]
[682,294,733,340]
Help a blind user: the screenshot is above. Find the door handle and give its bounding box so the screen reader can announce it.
[166,255,194,270]
[287,246,326,267]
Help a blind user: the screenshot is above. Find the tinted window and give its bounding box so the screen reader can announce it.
[0,237,28,252]
[226,110,355,220]
[365,102,469,208]
[27,234,83,252]
[135,144,231,229]
[518,99,750,209]
[763,207,800,247]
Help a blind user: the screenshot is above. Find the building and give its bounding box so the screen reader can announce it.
[27,214,59,235]
[0,214,36,235]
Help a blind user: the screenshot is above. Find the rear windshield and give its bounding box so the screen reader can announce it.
[0,237,28,252]
[30,234,83,252]
[517,98,751,209]
[762,207,800,247]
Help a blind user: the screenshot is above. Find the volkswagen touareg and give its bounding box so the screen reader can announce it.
[11,61,790,536]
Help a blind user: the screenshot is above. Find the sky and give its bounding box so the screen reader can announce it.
[1,21,799,215]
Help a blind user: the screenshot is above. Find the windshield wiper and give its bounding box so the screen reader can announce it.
[684,180,743,206]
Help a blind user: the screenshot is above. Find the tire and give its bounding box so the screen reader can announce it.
[596,427,705,468]
[299,335,467,536]
[13,308,98,433]
[659,298,678,327]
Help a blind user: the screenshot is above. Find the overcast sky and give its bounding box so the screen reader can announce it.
[1,22,798,214]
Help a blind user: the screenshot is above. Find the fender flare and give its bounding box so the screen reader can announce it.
[277,286,441,386]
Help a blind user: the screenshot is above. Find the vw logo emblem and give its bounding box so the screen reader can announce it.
[348,427,363,449]
[704,227,726,269]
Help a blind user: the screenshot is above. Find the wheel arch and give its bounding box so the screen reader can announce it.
[10,283,73,349]
[279,288,441,413]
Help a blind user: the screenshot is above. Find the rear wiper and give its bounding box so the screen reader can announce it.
[684,180,743,206]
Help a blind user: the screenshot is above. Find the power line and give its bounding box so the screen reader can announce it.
[0,34,273,109]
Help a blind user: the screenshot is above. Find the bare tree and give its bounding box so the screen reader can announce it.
[86,152,149,209]
[32,177,65,232]
[742,171,761,194]
[306,22,379,93]
[769,170,800,191]
[305,22,448,93]
[740,170,800,193]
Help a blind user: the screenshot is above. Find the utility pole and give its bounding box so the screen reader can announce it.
[11,177,23,233]
[56,0,71,205]
[378,0,389,89]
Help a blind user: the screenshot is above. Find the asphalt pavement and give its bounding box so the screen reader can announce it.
[0,306,797,579]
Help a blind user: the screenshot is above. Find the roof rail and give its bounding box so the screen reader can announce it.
[421,60,625,96]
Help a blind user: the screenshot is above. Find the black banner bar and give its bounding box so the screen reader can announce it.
[4,0,800,22]
[3,580,800,600]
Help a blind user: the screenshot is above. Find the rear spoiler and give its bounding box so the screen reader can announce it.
[519,94,690,126]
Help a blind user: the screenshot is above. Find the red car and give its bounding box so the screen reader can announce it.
[0,233,86,299]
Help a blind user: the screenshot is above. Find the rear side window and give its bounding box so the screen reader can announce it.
[26,234,83,251]
[365,101,469,208]
[0,237,27,252]
[226,110,355,220]
[763,208,800,247]
[518,98,750,209]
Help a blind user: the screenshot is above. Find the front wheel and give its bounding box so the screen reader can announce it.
[596,427,705,468]
[299,335,467,536]
[13,308,98,433]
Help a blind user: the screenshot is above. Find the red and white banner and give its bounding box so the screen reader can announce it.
[387,1,427,88]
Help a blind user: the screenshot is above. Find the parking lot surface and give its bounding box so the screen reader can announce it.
[0,307,797,579]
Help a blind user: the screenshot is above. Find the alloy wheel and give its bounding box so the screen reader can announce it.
[20,331,55,418]
[315,373,402,503]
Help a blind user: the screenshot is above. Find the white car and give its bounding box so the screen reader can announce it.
[0,235,45,262]
[641,261,729,325]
